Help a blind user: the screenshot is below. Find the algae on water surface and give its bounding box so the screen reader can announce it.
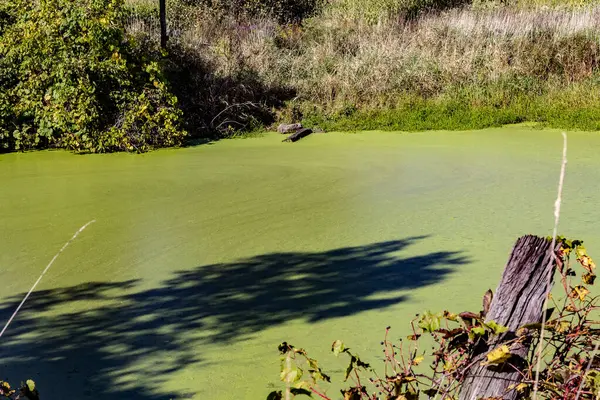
[0,126,599,399]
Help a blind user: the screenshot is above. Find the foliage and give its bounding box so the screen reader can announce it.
[178,0,325,23]
[327,0,600,21]
[4,0,600,153]
[0,0,185,153]
[269,237,599,399]
[478,0,600,8]
[0,379,39,400]
[325,0,470,22]
[124,1,600,137]
[297,82,600,133]
[156,39,295,139]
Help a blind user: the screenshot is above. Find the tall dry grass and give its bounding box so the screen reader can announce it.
[125,0,600,133]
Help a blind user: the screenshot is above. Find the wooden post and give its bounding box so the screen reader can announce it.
[459,235,558,400]
[159,0,167,48]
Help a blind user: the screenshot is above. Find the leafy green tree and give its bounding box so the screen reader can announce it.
[0,0,186,152]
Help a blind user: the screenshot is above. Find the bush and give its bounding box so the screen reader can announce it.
[179,0,325,23]
[0,0,185,153]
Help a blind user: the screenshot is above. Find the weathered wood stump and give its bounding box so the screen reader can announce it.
[459,235,559,400]
[283,128,313,142]
[277,123,302,134]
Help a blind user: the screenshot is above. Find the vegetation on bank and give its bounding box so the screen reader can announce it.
[1,0,600,152]
[147,0,600,135]
[0,0,185,152]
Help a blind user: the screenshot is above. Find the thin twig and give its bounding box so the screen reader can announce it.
[432,375,446,400]
[0,220,96,340]
[215,119,247,131]
[533,132,568,400]
[210,101,259,128]
[309,387,331,400]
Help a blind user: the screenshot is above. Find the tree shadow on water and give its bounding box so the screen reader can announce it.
[0,236,469,399]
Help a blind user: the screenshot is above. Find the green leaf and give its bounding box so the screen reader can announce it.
[586,370,600,395]
[515,382,529,393]
[345,355,357,380]
[310,370,331,383]
[418,311,441,333]
[576,245,588,258]
[443,310,458,321]
[520,322,542,330]
[345,363,353,381]
[26,380,35,392]
[412,355,424,365]
[331,340,345,356]
[281,362,303,383]
[571,285,590,301]
[471,326,485,336]
[481,345,512,366]
[484,320,508,335]
[554,320,571,333]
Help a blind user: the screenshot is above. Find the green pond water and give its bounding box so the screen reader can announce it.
[1,125,599,399]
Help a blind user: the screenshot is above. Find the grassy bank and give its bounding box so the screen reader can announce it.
[126,0,600,135]
[2,0,599,152]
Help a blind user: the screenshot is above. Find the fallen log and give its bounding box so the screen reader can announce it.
[283,128,313,142]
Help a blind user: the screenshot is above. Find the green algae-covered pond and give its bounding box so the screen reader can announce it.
[1,125,599,399]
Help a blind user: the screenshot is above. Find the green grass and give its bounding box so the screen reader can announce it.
[298,82,600,133]
[302,100,528,132]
